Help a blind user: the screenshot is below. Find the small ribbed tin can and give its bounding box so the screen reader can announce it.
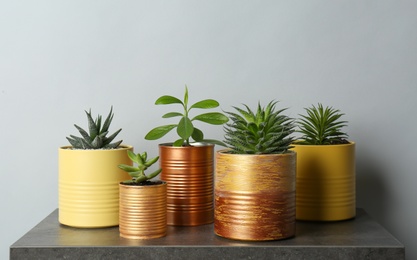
[119,182,167,239]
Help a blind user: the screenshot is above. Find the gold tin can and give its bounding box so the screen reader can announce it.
[292,142,356,221]
[215,150,296,241]
[119,182,167,239]
[159,143,214,226]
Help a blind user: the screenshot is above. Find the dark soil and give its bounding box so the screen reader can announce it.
[121,180,165,186]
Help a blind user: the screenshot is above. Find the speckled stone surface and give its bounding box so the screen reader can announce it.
[10,209,404,260]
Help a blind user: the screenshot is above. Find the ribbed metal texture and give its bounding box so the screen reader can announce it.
[58,146,132,228]
[215,150,296,241]
[292,142,356,221]
[119,183,167,239]
[159,143,214,226]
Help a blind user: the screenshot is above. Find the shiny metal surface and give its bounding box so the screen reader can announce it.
[214,150,296,241]
[119,182,167,239]
[159,143,214,226]
[292,142,356,221]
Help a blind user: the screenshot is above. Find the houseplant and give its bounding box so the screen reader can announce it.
[215,101,296,241]
[118,150,166,239]
[292,103,355,221]
[145,86,228,226]
[59,107,132,228]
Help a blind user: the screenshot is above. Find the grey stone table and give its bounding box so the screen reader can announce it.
[10,208,404,260]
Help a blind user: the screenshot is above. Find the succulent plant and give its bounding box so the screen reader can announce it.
[145,86,229,147]
[223,101,295,154]
[118,150,162,184]
[66,107,122,149]
[297,103,348,145]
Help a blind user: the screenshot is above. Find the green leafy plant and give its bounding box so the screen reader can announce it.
[118,150,162,184]
[66,107,122,149]
[223,100,295,154]
[145,86,229,146]
[297,103,348,145]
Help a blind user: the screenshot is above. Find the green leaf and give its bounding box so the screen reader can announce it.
[118,164,139,172]
[101,106,114,133]
[177,117,194,140]
[146,168,162,180]
[173,138,185,146]
[74,124,90,141]
[162,112,183,118]
[127,150,137,163]
[128,171,141,178]
[136,151,144,165]
[104,128,122,145]
[144,155,159,167]
[85,109,99,139]
[192,127,204,142]
[202,139,227,147]
[190,99,219,109]
[155,95,183,105]
[106,140,122,149]
[184,85,189,107]
[140,152,147,162]
[192,112,229,125]
[145,124,177,140]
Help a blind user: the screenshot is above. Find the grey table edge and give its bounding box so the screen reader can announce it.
[10,208,405,260]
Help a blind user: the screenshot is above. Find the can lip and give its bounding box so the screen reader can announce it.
[59,144,133,151]
[159,142,215,148]
[291,141,355,147]
[217,149,296,156]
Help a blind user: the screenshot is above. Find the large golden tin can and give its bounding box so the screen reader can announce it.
[215,150,296,241]
[159,143,214,226]
[292,142,356,221]
[119,182,167,239]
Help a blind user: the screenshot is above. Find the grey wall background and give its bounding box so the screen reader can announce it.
[1,1,416,259]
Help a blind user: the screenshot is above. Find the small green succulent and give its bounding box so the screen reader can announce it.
[223,101,295,154]
[66,107,122,149]
[118,151,162,184]
[145,86,229,147]
[297,103,348,145]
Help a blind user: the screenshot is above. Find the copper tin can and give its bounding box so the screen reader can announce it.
[159,143,214,226]
[119,182,167,239]
[215,150,296,241]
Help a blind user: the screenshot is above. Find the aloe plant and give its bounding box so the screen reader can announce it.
[118,150,162,184]
[66,107,122,149]
[145,86,229,146]
[223,101,295,154]
[297,103,348,145]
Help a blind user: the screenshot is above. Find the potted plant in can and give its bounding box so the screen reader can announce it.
[292,103,355,221]
[118,150,166,239]
[59,107,133,228]
[145,86,229,226]
[215,100,296,241]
